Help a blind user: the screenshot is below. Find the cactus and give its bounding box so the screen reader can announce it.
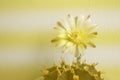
[43,61,104,80]
[37,15,105,80]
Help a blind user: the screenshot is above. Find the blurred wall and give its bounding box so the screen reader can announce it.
[0,0,120,80]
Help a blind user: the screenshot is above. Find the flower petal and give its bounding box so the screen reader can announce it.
[90,32,98,35]
[57,21,67,31]
[88,42,96,48]
[67,14,75,27]
[75,16,78,27]
[87,24,98,32]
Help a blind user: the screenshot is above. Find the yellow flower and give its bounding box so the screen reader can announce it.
[51,14,97,57]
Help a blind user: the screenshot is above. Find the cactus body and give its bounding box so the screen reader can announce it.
[43,61,104,80]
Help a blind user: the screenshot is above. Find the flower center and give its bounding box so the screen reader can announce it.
[68,31,87,44]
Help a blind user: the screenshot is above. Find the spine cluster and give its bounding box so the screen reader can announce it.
[43,61,104,80]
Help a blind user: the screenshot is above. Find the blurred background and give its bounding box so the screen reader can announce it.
[0,0,120,80]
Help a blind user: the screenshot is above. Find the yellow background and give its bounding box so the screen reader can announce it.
[0,0,120,80]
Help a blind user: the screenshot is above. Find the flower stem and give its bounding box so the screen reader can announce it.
[75,45,81,62]
[77,54,81,62]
